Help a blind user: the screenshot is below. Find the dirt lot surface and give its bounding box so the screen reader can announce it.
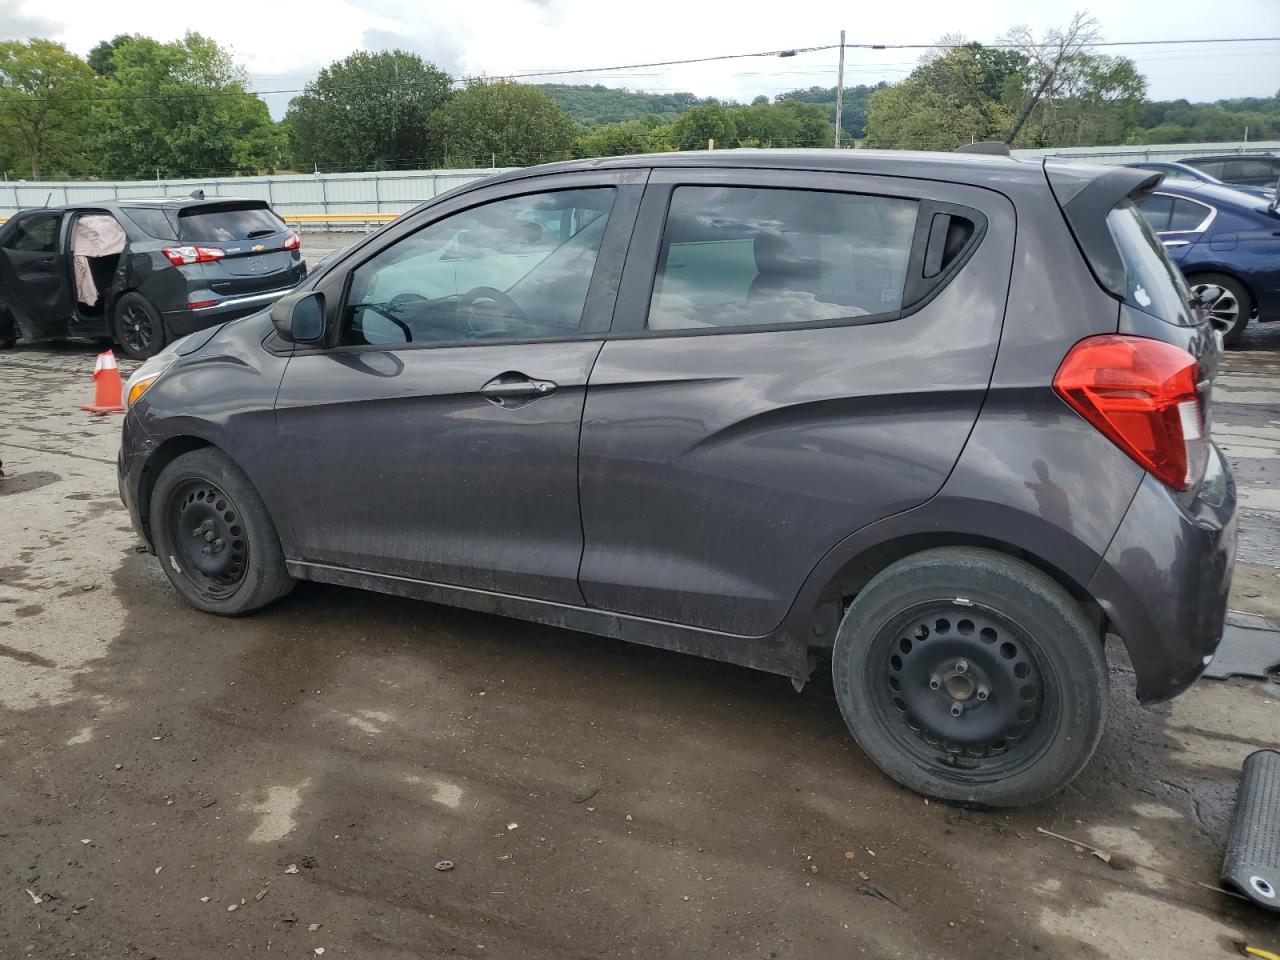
[1,321,1278,959]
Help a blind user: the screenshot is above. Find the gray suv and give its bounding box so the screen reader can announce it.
[117,150,1237,808]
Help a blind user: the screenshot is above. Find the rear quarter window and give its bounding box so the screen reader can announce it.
[178,204,287,242]
[124,207,178,240]
[1106,200,1192,324]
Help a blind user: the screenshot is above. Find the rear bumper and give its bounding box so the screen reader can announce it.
[162,286,297,338]
[1088,446,1237,702]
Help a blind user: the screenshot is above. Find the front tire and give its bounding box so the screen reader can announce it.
[832,547,1107,808]
[113,292,166,360]
[150,448,293,615]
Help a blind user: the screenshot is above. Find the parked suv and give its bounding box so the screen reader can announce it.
[0,196,305,359]
[1179,154,1280,190]
[118,151,1236,807]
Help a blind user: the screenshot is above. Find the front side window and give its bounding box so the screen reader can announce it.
[4,213,62,253]
[647,186,918,331]
[342,188,615,346]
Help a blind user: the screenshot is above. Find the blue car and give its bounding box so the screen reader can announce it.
[1134,179,1280,345]
[1122,161,1274,200]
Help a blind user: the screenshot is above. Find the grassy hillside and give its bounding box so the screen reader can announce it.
[536,84,701,126]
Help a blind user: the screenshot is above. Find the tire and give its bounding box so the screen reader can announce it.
[832,547,1107,808]
[150,448,293,616]
[113,291,166,360]
[0,306,16,350]
[1188,272,1253,348]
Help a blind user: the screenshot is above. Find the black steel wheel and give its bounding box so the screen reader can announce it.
[870,603,1057,782]
[113,292,165,360]
[151,448,293,615]
[833,547,1107,808]
[166,478,250,601]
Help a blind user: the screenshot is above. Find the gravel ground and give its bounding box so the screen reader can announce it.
[0,322,1278,960]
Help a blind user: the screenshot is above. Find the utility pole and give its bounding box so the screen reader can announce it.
[833,29,846,149]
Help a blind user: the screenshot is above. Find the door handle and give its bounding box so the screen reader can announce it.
[480,374,558,406]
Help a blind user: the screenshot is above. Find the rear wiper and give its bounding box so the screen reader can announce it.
[245,229,276,239]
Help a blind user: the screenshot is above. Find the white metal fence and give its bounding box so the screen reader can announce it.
[0,168,518,220]
[2,141,1276,219]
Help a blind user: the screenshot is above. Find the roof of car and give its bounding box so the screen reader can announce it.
[479,148,1075,190]
[39,195,265,213]
[1179,154,1279,162]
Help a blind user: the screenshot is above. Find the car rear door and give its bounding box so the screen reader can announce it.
[577,168,1016,636]
[0,210,72,340]
[272,170,644,602]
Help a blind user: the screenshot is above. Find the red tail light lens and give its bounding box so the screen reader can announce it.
[162,245,226,266]
[1053,335,1207,491]
[282,230,301,251]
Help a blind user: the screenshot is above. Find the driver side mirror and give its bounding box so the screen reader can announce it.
[271,291,326,344]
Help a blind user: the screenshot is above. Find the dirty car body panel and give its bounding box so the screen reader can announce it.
[120,149,1236,721]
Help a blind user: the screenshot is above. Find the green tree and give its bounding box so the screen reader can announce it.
[86,34,138,79]
[670,101,736,150]
[0,39,99,180]
[733,100,831,147]
[575,119,670,157]
[431,81,576,166]
[95,33,283,177]
[285,51,453,170]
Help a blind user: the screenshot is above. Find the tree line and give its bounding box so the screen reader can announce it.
[1,20,1277,182]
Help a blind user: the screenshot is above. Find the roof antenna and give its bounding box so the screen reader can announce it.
[43,191,52,207]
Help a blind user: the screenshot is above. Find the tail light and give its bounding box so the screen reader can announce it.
[1053,335,1208,491]
[283,230,301,251]
[162,245,225,266]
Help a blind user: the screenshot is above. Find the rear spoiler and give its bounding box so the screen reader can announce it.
[1045,162,1162,300]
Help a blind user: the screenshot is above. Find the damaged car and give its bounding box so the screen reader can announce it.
[0,196,306,359]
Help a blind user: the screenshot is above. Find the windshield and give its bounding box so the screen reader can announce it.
[1106,199,1194,325]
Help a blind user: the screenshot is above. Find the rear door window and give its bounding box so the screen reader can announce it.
[178,204,287,242]
[1136,194,1173,231]
[647,186,918,331]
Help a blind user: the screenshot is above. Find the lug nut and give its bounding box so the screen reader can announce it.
[950,703,964,718]
[955,659,968,674]
[976,686,990,701]
[928,676,942,691]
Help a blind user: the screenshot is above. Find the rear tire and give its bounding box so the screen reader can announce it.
[832,547,1107,808]
[1189,273,1252,348]
[0,306,16,350]
[113,292,166,360]
[150,448,293,616]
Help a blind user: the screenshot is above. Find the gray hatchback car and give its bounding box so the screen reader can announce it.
[118,150,1237,807]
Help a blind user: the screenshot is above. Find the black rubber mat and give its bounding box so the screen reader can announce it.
[1222,749,1280,911]
[1202,624,1280,681]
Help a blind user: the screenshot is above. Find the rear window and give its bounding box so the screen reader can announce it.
[1106,200,1192,324]
[178,203,286,242]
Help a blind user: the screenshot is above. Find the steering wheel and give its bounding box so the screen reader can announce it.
[458,286,527,336]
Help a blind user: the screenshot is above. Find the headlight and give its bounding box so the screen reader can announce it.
[121,346,179,412]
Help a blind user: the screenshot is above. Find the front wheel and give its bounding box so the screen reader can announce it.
[113,292,166,360]
[150,448,293,615]
[832,547,1107,808]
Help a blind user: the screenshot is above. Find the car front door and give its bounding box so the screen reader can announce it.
[273,171,644,603]
[0,210,72,340]
[577,169,1015,636]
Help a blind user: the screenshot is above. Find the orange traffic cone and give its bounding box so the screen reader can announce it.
[81,349,125,414]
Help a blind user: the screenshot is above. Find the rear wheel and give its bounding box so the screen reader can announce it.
[832,547,1107,808]
[150,448,293,615]
[1189,273,1252,347]
[113,292,166,360]
[0,306,16,350]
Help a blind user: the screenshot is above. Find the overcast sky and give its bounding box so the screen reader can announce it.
[4,0,1279,120]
